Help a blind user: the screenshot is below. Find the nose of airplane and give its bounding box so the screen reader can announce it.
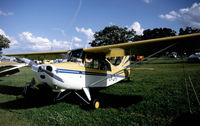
[38,64,54,77]
[37,64,64,83]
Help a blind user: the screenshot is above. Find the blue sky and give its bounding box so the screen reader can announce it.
[0,0,200,54]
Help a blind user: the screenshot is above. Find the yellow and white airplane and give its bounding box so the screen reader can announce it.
[4,33,200,109]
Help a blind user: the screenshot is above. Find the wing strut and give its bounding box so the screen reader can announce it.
[88,43,177,87]
[83,88,91,101]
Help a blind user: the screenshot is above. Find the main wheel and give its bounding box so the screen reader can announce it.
[92,99,100,109]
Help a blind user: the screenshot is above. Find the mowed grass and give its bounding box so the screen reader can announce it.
[0,58,200,126]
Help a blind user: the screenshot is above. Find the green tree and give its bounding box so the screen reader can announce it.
[141,28,176,40]
[133,35,143,41]
[0,35,10,56]
[179,27,200,35]
[89,25,136,47]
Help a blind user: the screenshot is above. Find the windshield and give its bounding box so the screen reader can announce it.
[63,49,84,64]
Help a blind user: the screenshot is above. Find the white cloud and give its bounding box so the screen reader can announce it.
[0,29,6,36]
[160,11,180,21]
[143,0,151,4]
[72,36,82,42]
[2,30,85,53]
[20,32,51,51]
[20,32,50,44]
[109,22,115,25]
[160,2,200,28]
[52,39,71,50]
[0,10,14,16]
[75,27,94,48]
[74,43,81,48]
[75,27,94,40]
[19,32,71,51]
[9,37,18,47]
[0,28,19,48]
[128,21,144,35]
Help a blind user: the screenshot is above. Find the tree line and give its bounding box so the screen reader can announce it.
[90,26,200,47]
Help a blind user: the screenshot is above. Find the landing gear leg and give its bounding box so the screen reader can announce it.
[16,78,36,99]
[54,90,72,102]
[75,88,101,109]
[53,88,101,109]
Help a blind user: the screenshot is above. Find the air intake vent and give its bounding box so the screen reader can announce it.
[40,75,45,79]
[46,66,52,72]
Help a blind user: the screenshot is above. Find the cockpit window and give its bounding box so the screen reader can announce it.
[64,49,84,66]
[85,54,111,71]
[62,49,111,70]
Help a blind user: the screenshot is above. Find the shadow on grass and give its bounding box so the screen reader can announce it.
[0,85,24,96]
[0,84,143,110]
[171,112,200,126]
[0,85,55,109]
[65,91,143,109]
[95,92,143,108]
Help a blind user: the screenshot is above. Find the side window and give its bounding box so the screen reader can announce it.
[107,57,123,66]
[99,59,111,71]
[85,54,111,71]
[85,55,94,68]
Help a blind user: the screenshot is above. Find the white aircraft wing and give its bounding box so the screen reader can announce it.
[0,63,27,77]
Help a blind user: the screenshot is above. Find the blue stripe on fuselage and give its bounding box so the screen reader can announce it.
[55,68,125,78]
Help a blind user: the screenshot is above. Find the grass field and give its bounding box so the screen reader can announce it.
[0,58,200,126]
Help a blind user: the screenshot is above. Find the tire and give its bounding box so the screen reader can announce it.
[92,99,100,109]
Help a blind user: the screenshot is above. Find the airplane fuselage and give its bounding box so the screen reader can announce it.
[35,57,130,92]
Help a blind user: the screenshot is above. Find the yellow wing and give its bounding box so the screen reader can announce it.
[4,33,200,58]
[84,33,200,56]
[5,50,68,60]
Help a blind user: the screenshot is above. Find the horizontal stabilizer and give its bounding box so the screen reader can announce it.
[0,63,27,77]
[0,66,19,77]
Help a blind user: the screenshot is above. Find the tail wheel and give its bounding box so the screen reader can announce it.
[92,99,100,109]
